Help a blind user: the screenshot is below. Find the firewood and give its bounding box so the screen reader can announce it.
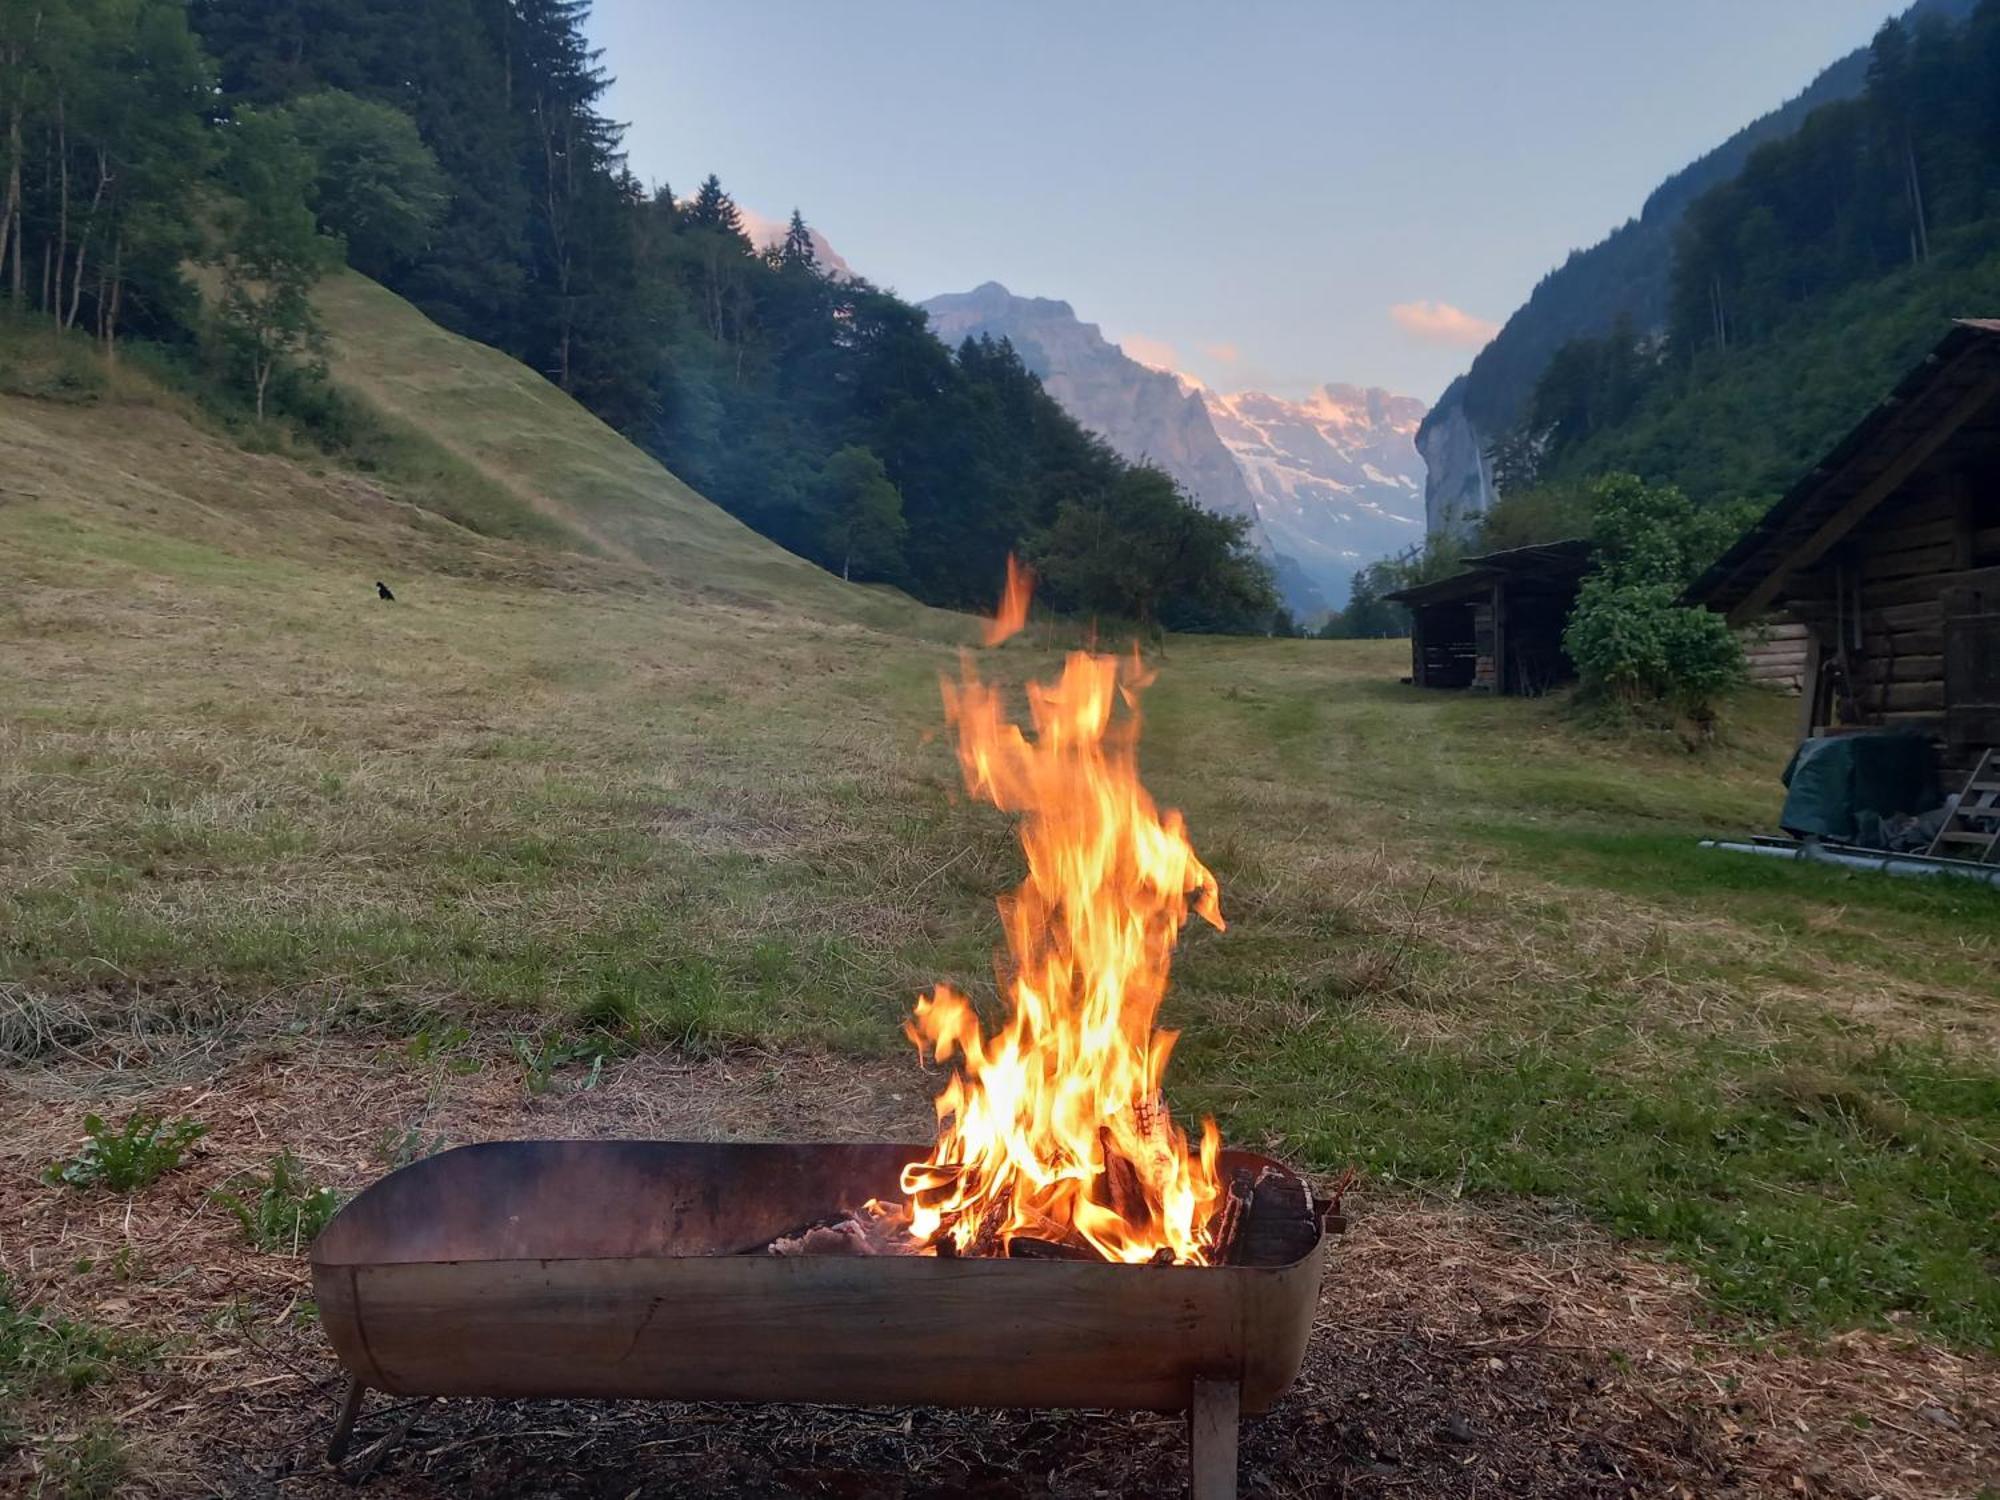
[963,1200,1008,1258]
[1013,1207,1096,1257]
[1096,1125,1150,1226]
[1207,1168,1256,1265]
[1237,1166,1319,1267]
[902,1162,961,1214]
[1148,1246,1176,1267]
[932,1234,958,1260]
[1004,1235,1103,1262]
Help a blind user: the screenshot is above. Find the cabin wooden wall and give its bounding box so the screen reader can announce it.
[1789,469,2000,777]
[1739,618,1808,693]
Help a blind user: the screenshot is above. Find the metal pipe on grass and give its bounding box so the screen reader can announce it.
[1698,839,2000,888]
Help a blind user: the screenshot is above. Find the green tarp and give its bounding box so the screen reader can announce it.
[1779,732,1942,841]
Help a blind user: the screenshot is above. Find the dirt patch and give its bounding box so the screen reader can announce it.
[4,1038,1993,1498]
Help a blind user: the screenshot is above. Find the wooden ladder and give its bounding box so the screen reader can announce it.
[1928,748,2000,863]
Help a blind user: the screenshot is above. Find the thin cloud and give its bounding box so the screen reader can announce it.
[1389,300,1500,349]
[1202,342,1241,363]
[1119,333,1182,373]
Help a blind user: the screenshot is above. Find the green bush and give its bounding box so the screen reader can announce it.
[1562,474,1746,716]
[1565,577,1744,712]
[44,1113,206,1192]
[0,315,110,404]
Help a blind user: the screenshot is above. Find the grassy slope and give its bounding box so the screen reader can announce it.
[314,273,923,632]
[1,276,1996,1407]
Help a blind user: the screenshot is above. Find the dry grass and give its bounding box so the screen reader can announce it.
[3,1033,1993,1498]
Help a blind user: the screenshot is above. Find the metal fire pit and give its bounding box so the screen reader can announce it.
[312,1139,1332,1499]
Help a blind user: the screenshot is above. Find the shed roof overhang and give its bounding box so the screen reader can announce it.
[1384,538,1593,609]
[1687,319,2000,625]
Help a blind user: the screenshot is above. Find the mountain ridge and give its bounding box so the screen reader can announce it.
[1414,0,1978,536]
[919,282,1424,609]
[921,281,1267,526]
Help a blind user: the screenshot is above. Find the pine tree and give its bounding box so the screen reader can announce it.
[508,0,622,389]
[386,0,531,339]
[1867,17,1929,264]
[779,207,815,272]
[686,172,746,242]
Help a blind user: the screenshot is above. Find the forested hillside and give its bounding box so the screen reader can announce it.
[1504,0,2000,510]
[0,0,1273,630]
[1415,0,1975,532]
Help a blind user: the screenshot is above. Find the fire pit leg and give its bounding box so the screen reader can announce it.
[1186,1375,1240,1500]
[327,1377,367,1464]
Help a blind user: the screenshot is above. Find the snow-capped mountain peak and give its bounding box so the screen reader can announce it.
[1202,385,1427,596]
[919,282,1426,611]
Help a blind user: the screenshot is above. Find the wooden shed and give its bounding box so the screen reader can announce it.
[1688,319,2000,777]
[1385,540,1592,696]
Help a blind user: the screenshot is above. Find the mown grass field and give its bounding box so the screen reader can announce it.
[2,286,1995,1497]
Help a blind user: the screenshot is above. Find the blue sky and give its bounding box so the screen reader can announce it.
[588,1,1910,405]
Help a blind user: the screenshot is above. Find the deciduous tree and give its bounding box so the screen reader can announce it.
[284,90,447,278]
[818,445,905,581]
[213,107,331,419]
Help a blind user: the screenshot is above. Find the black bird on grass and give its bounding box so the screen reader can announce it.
[376,581,395,601]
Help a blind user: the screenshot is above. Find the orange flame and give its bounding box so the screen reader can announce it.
[900,573,1225,1264]
[981,555,1033,647]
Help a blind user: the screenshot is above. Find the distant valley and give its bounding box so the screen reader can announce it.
[921,283,1423,613]
[1204,384,1426,612]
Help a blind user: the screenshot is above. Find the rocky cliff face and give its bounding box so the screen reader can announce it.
[1414,377,1496,538]
[920,282,1425,611]
[920,282,1265,523]
[1203,384,1426,603]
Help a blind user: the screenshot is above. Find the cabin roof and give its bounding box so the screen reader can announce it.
[1383,538,1592,608]
[1688,319,2000,621]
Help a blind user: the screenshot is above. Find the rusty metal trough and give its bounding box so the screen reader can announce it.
[311,1139,1332,1498]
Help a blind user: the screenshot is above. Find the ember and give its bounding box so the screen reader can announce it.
[890,561,1242,1265]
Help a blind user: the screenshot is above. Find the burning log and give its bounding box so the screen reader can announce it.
[964,1201,1008,1258]
[1097,1123,1151,1227]
[1207,1168,1256,1265]
[1005,1235,1103,1262]
[1000,1205,1106,1262]
[1204,1166,1317,1267]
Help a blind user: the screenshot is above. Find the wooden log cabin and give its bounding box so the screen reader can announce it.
[1688,320,2000,779]
[1385,540,1592,696]
[1739,618,1810,694]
